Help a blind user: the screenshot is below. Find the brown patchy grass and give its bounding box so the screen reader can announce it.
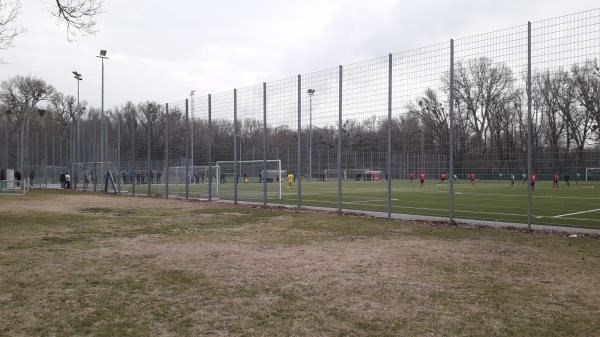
[1,190,600,337]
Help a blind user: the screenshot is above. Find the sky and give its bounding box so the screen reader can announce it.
[0,0,598,109]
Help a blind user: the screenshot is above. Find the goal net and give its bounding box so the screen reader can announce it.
[28,165,68,189]
[216,160,282,200]
[324,169,344,181]
[72,162,119,194]
[0,169,29,195]
[324,169,385,181]
[162,165,220,199]
[585,168,600,182]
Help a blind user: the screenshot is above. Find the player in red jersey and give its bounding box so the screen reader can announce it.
[409,173,415,183]
[440,172,446,184]
[469,172,476,186]
[419,172,426,187]
[531,174,537,191]
[552,173,559,188]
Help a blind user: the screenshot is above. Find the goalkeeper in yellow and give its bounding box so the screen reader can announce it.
[287,171,295,190]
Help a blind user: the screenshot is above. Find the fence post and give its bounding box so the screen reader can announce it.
[165,103,169,198]
[185,99,190,200]
[263,82,268,206]
[527,21,533,231]
[449,39,455,224]
[147,119,152,197]
[338,65,343,214]
[297,74,302,208]
[387,54,393,220]
[131,120,136,196]
[117,117,121,194]
[234,89,238,205]
[208,95,213,201]
[3,122,7,169]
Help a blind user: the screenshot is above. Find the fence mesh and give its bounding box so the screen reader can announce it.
[4,9,600,229]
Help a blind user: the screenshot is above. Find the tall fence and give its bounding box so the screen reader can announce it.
[3,9,600,230]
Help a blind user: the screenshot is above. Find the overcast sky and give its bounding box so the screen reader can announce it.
[0,0,598,108]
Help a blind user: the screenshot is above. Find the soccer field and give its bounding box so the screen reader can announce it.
[126,179,600,229]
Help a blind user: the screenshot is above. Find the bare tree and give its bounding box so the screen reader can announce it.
[572,60,600,141]
[53,0,103,40]
[0,0,19,49]
[0,75,54,171]
[450,57,516,155]
[534,71,564,159]
[409,88,448,150]
[0,0,102,46]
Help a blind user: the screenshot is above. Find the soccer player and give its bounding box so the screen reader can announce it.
[576,173,581,184]
[469,172,476,186]
[409,173,415,183]
[565,174,570,187]
[552,173,559,188]
[511,174,515,188]
[419,172,426,187]
[440,172,446,184]
[531,173,537,191]
[522,173,527,184]
[287,172,294,190]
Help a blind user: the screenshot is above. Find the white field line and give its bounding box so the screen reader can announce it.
[553,208,600,219]
[299,198,600,222]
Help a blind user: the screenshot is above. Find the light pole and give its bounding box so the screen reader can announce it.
[190,90,195,169]
[96,50,108,162]
[307,88,315,181]
[72,71,82,166]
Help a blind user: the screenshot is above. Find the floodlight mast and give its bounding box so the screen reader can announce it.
[73,71,83,165]
[96,50,108,162]
[190,90,196,169]
[307,89,315,181]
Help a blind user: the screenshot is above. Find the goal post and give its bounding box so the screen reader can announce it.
[0,169,29,195]
[72,162,119,194]
[585,168,600,182]
[216,160,283,200]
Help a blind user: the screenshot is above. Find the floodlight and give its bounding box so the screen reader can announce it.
[100,49,107,57]
[307,89,316,95]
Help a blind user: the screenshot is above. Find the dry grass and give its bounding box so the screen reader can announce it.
[1,190,600,337]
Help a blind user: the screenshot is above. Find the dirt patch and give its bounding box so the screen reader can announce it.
[0,192,221,214]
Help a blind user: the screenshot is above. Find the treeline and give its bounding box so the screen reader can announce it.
[1,57,599,176]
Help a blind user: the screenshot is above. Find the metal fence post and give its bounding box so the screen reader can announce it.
[147,119,152,197]
[338,65,343,214]
[131,120,136,196]
[263,82,268,206]
[387,54,393,220]
[297,74,302,208]
[449,39,455,224]
[208,94,213,202]
[117,117,121,194]
[3,123,7,169]
[165,103,169,198]
[234,89,238,205]
[185,99,190,200]
[527,21,533,231]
